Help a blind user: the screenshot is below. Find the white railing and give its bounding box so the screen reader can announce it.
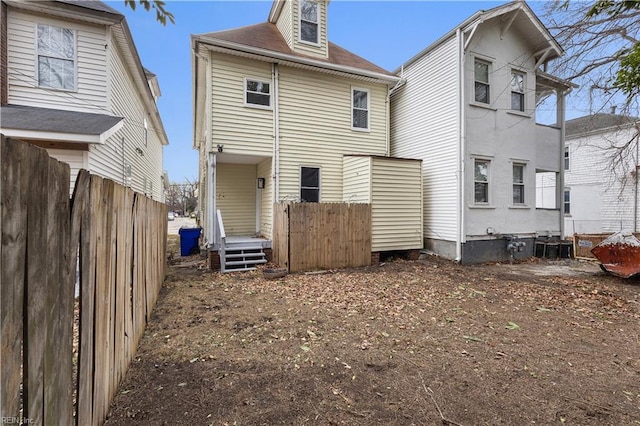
[216,209,227,272]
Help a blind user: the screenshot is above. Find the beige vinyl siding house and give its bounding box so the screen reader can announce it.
[193,0,423,271]
[209,54,274,157]
[1,0,169,200]
[277,66,388,201]
[343,155,423,251]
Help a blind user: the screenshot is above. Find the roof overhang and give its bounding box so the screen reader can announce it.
[394,1,564,74]
[0,105,124,144]
[536,70,578,91]
[3,0,121,25]
[193,35,400,85]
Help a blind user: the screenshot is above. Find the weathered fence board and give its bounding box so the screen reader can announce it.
[1,138,167,425]
[0,137,28,419]
[273,203,371,272]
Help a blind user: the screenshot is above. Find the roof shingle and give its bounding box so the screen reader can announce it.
[566,113,639,137]
[1,104,123,135]
[198,22,394,77]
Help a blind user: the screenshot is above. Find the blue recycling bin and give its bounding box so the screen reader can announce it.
[178,227,202,256]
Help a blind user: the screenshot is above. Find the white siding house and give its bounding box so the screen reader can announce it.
[0,0,169,200]
[563,113,640,236]
[391,1,575,263]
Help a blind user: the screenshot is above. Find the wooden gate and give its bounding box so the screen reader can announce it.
[273,203,371,272]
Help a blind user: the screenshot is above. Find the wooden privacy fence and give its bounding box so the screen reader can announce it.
[273,202,371,272]
[1,137,167,425]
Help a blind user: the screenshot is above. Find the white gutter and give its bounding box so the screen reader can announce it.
[196,36,400,84]
[273,63,281,203]
[385,89,390,157]
[456,28,465,262]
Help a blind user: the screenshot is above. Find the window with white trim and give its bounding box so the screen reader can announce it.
[300,0,319,44]
[512,163,525,204]
[300,167,320,202]
[564,146,570,170]
[37,24,76,90]
[564,189,571,214]
[511,71,525,112]
[474,59,490,104]
[245,79,271,107]
[352,88,369,130]
[474,159,490,203]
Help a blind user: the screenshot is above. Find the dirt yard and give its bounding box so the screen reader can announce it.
[106,238,640,425]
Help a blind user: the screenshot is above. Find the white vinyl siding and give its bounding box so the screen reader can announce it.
[342,156,423,251]
[277,66,388,202]
[7,9,107,113]
[292,0,328,58]
[46,148,88,194]
[390,36,459,242]
[275,0,294,48]
[89,36,164,200]
[257,158,273,239]
[564,127,638,234]
[216,163,257,235]
[209,54,273,157]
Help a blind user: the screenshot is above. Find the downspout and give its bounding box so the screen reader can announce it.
[273,63,281,202]
[208,152,216,247]
[385,88,390,156]
[558,88,569,239]
[456,28,465,262]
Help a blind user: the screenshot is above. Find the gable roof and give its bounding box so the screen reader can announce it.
[566,113,640,137]
[193,22,398,83]
[395,0,563,74]
[0,104,123,143]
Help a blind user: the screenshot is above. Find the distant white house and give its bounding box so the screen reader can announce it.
[390,1,575,263]
[0,0,169,199]
[562,113,640,236]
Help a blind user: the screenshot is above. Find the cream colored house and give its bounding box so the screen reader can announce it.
[192,0,423,270]
[0,0,169,199]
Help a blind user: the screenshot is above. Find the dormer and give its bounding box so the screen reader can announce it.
[269,0,328,59]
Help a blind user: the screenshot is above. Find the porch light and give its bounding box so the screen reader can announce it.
[257,177,265,189]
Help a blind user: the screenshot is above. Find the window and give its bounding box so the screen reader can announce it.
[352,88,369,130]
[37,24,76,90]
[511,71,525,112]
[474,60,490,104]
[300,167,320,202]
[564,146,570,170]
[564,189,570,214]
[245,79,271,107]
[474,159,490,203]
[513,163,525,204]
[300,0,319,44]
